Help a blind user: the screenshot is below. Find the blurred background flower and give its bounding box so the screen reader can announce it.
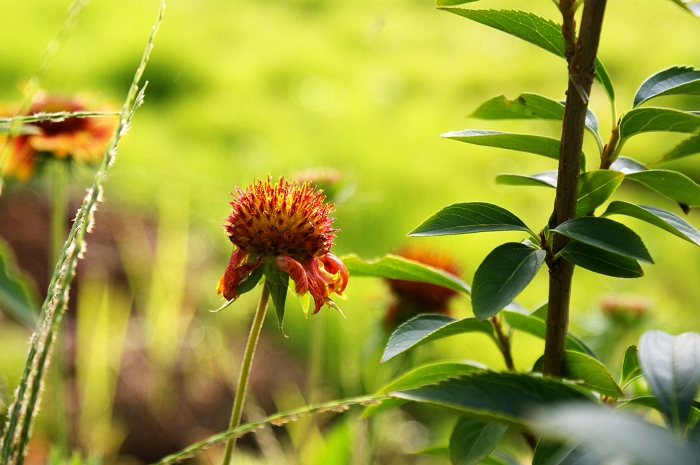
[1,91,116,180]
[383,246,462,331]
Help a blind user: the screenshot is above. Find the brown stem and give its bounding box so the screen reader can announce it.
[544,0,608,377]
[559,0,577,61]
[599,122,620,169]
[491,316,515,371]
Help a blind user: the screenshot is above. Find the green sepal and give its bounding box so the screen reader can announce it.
[210,265,264,313]
[263,257,290,334]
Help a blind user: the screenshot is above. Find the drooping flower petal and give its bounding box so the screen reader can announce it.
[216,249,262,301]
[276,255,309,296]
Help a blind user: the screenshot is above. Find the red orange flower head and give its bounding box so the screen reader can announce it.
[1,91,116,180]
[217,176,348,314]
[384,246,462,330]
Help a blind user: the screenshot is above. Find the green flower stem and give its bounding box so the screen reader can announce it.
[222,283,270,465]
[299,315,324,457]
[50,163,69,453]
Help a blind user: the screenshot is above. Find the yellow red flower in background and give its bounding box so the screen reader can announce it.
[384,246,462,330]
[1,91,116,180]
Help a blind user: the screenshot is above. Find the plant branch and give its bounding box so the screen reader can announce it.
[544,0,608,377]
[222,283,270,465]
[491,316,515,371]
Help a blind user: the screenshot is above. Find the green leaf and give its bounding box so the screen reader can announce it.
[654,132,700,165]
[502,310,595,356]
[532,440,579,465]
[575,170,624,217]
[237,264,264,296]
[342,253,471,295]
[620,345,644,389]
[381,314,495,363]
[379,361,485,394]
[496,171,558,189]
[625,169,700,207]
[471,93,564,121]
[638,330,700,428]
[602,201,700,247]
[439,9,615,102]
[668,0,700,16]
[0,240,39,327]
[449,417,507,465]
[471,243,545,320]
[563,351,623,397]
[437,0,480,5]
[442,130,581,166]
[409,202,532,237]
[392,371,591,426]
[633,66,700,108]
[471,93,602,147]
[619,107,700,143]
[558,240,644,278]
[553,217,653,263]
[530,403,700,465]
[363,361,484,418]
[263,258,290,333]
[480,451,520,465]
[609,156,646,174]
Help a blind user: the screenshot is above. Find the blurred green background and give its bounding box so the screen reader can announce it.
[0,0,699,463]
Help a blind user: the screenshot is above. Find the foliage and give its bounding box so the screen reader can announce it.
[1,0,700,464]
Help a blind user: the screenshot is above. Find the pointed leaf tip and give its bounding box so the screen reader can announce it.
[409,202,531,237]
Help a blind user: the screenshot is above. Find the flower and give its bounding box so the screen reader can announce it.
[384,246,462,330]
[1,91,116,180]
[217,176,348,314]
[292,167,348,203]
[600,294,651,328]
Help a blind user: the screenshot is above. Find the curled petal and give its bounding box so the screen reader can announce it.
[216,249,262,301]
[276,255,309,296]
[321,252,349,295]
